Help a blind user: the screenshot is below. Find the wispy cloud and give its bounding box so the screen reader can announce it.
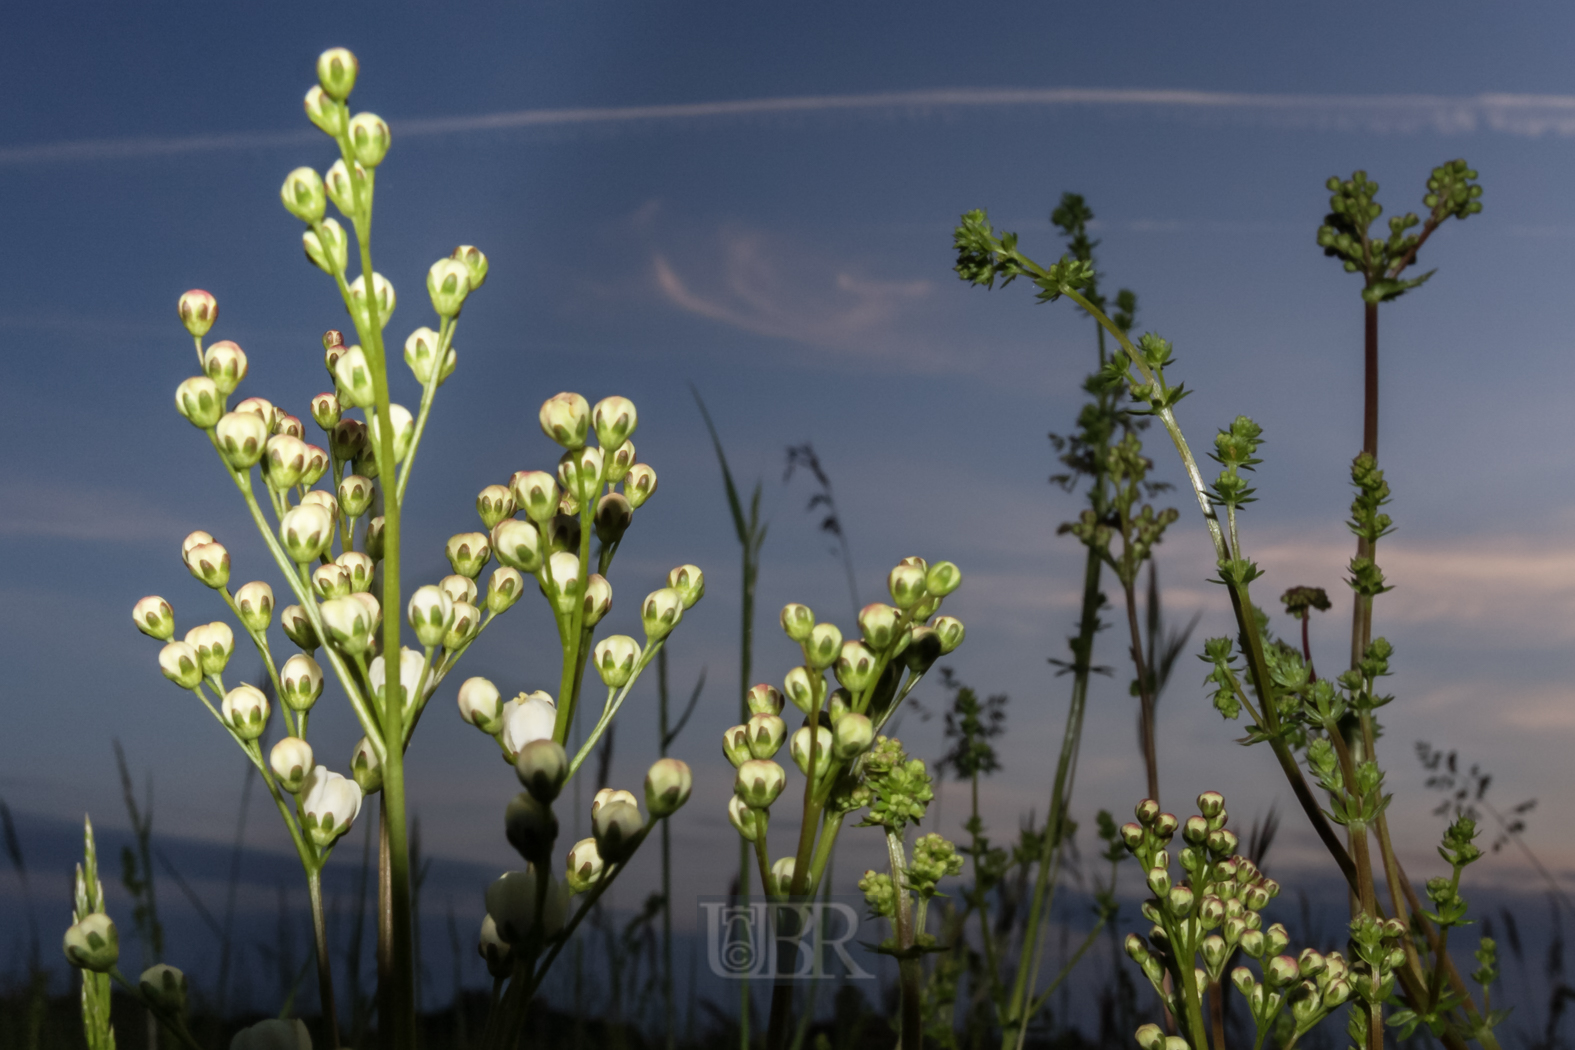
[9,87,1575,168]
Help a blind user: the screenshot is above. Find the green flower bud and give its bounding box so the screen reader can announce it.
[269,737,313,793]
[804,623,842,670]
[925,561,962,597]
[1135,1023,1166,1050]
[592,799,643,865]
[406,585,453,648]
[486,868,565,946]
[178,289,217,338]
[487,566,525,614]
[623,463,657,508]
[366,403,415,464]
[440,575,477,605]
[303,217,349,275]
[510,470,559,523]
[728,795,762,841]
[789,725,833,778]
[1264,923,1290,957]
[557,446,604,504]
[1167,885,1194,915]
[474,485,515,531]
[641,587,684,640]
[1323,978,1351,1008]
[278,653,322,712]
[933,615,965,655]
[403,326,456,387]
[722,725,752,767]
[348,272,395,330]
[316,47,359,101]
[280,166,325,224]
[605,440,636,483]
[280,504,334,563]
[1183,814,1209,845]
[185,621,234,676]
[540,391,590,449]
[330,419,367,465]
[902,626,942,674]
[581,574,612,628]
[321,595,374,655]
[63,913,118,972]
[780,603,815,642]
[1230,966,1256,995]
[1265,954,1299,987]
[444,601,481,650]
[262,434,307,490]
[1197,790,1226,819]
[132,595,175,641]
[200,340,247,396]
[348,112,390,168]
[565,838,604,894]
[856,603,899,650]
[175,375,223,428]
[593,634,641,688]
[158,641,202,689]
[783,665,817,715]
[331,345,375,407]
[594,492,633,545]
[645,757,693,817]
[735,759,785,809]
[279,605,319,651]
[771,858,796,897]
[543,552,583,617]
[833,712,874,759]
[452,244,488,288]
[834,640,878,692]
[457,676,504,733]
[445,532,492,579]
[181,539,228,589]
[476,914,511,979]
[859,870,895,917]
[1146,866,1172,897]
[505,791,559,866]
[223,683,270,740]
[1239,929,1265,957]
[231,581,273,633]
[827,688,850,724]
[310,392,340,431]
[516,739,569,803]
[139,963,188,1014]
[592,396,638,450]
[888,563,928,608]
[1153,812,1179,840]
[746,683,785,716]
[491,519,544,574]
[540,513,581,555]
[745,714,786,759]
[330,476,369,521]
[665,564,704,609]
[427,258,471,317]
[215,411,268,469]
[333,551,373,593]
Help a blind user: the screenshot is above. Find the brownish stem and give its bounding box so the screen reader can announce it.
[1209,979,1227,1050]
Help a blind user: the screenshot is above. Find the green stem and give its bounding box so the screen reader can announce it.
[308,868,341,1049]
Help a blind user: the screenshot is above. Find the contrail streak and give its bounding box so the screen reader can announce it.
[6,87,1575,167]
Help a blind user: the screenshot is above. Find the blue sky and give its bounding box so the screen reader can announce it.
[3,0,1575,952]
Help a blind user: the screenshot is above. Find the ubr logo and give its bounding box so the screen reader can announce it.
[699,901,874,979]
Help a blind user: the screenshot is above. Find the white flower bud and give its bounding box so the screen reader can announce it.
[770,858,796,897]
[321,595,374,655]
[746,684,785,716]
[500,693,557,759]
[138,963,188,1014]
[365,403,415,465]
[427,258,471,317]
[544,552,582,617]
[348,272,395,329]
[185,622,234,676]
[279,653,323,711]
[888,563,928,609]
[858,603,901,650]
[300,765,363,846]
[666,564,704,609]
[263,434,309,490]
[158,641,203,689]
[746,714,786,760]
[505,791,558,865]
[222,683,270,740]
[582,574,612,627]
[303,217,349,275]
[443,601,480,650]
[402,326,456,387]
[312,563,352,602]
[280,166,325,224]
[310,391,340,430]
[491,519,543,574]
[834,713,874,759]
[440,574,478,606]
[933,616,965,654]
[508,470,559,523]
[348,112,390,168]
[232,1019,312,1050]
[728,795,762,842]
[364,516,386,560]
[783,666,816,715]
[280,605,319,652]
[565,838,604,894]
[333,551,373,593]
[605,440,636,483]
[593,799,644,864]
[457,676,504,734]
[539,392,590,449]
[780,603,814,642]
[216,411,270,469]
[280,504,334,563]
[316,47,359,100]
[63,913,118,972]
[487,566,525,614]
[270,737,313,792]
[174,376,223,428]
[834,640,878,693]
[623,463,657,508]
[333,346,376,412]
[178,289,217,338]
[645,758,692,818]
[641,588,683,640]
[233,581,274,632]
[445,532,491,579]
[408,585,454,648]
[133,596,176,641]
[369,647,427,712]
[350,736,382,794]
[335,474,372,519]
[593,635,640,688]
[234,396,278,428]
[591,396,638,451]
[475,485,515,531]
[300,488,338,517]
[180,529,214,558]
[486,868,565,944]
[202,340,247,395]
[790,725,833,778]
[557,446,604,504]
[452,244,488,288]
[734,759,786,809]
[302,445,329,487]
[324,158,361,218]
[515,739,569,803]
[804,623,842,670]
[181,539,229,589]
[478,914,512,978]
[274,413,304,438]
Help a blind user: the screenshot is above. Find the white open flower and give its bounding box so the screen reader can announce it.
[499,693,557,759]
[300,765,363,847]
